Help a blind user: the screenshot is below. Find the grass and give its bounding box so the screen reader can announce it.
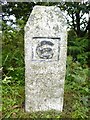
[2,71,89,119]
[2,85,73,119]
[2,29,89,119]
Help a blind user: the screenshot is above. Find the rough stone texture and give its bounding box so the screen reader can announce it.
[25,6,67,112]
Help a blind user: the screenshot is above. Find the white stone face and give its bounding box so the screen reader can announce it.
[25,6,67,112]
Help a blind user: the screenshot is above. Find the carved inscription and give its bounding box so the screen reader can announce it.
[36,41,54,59]
[32,37,60,61]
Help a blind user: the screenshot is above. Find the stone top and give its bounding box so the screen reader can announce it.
[25,6,67,36]
[25,6,67,48]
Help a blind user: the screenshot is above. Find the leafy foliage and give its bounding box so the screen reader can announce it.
[2,2,89,119]
[2,2,90,37]
[61,55,89,119]
[68,29,89,65]
[2,25,24,86]
[59,2,90,37]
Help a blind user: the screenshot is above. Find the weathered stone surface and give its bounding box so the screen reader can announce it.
[25,6,67,112]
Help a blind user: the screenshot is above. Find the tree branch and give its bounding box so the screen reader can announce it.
[71,11,76,32]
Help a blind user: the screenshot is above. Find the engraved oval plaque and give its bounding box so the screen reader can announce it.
[32,37,60,61]
[36,41,54,59]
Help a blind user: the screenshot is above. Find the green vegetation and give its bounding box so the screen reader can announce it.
[2,1,90,119]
